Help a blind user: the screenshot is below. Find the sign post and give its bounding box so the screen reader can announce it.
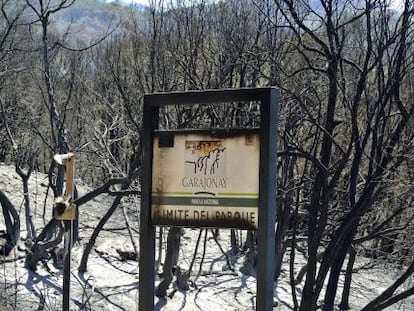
[139,88,278,311]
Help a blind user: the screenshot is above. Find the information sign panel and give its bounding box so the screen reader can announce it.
[151,130,259,229]
[139,88,279,311]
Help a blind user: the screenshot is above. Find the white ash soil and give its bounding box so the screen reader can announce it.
[0,163,413,310]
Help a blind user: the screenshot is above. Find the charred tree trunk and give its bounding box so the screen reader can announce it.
[240,230,257,275]
[274,190,293,280]
[78,195,122,273]
[322,235,352,311]
[361,260,414,311]
[155,226,182,297]
[338,246,356,310]
[16,156,36,242]
[0,191,20,255]
[26,219,63,270]
[230,229,238,254]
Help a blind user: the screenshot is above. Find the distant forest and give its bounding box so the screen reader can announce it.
[0,1,413,311]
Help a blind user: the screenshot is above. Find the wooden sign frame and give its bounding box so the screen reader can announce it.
[139,87,279,311]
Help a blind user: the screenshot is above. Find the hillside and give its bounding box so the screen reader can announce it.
[51,0,147,44]
[0,163,276,310]
[1,162,413,310]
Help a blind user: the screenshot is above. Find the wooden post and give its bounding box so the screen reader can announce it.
[64,156,74,197]
[54,153,75,311]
